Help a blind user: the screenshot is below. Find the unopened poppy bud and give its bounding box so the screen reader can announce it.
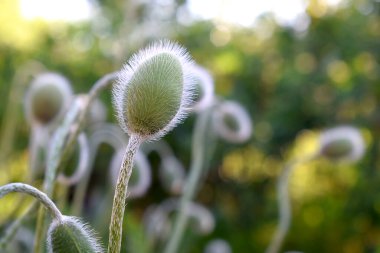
[113,40,194,140]
[319,126,365,162]
[25,72,72,126]
[212,101,252,143]
[47,216,103,253]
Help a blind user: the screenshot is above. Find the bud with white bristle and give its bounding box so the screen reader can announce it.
[47,216,104,253]
[109,40,195,253]
[25,72,72,127]
[318,126,365,162]
[113,40,195,141]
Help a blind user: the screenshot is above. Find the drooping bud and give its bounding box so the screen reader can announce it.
[188,64,214,112]
[25,72,72,126]
[47,216,103,253]
[113,40,194,140]
[319,126,365,162]
[212,101,253,143]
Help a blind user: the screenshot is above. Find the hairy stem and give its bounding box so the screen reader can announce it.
[163,109,212,253]
[71,124,126,216]
[108,135,142,253]
[265,154,317,253]
[0,183,62,222]
[33,72,117,253]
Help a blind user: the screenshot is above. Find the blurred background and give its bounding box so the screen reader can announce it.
[0,0,380,252]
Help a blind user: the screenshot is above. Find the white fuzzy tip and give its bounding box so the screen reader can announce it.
[113,40,195,141]
[319,126,365,162]
[47,216,104,253]
[25,72,73,126]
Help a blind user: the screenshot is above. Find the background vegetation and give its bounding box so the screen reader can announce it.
[0,0,379,252]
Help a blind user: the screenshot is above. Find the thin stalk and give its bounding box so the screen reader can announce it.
[0,201,38,250]
[163,109,212,253]
[0,183,63,222]
[71,124,126,216]
[265,154,317,253]
[108,134,142,253]
[33,72,117,253]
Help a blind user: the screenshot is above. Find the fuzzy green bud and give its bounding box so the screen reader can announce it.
[113,40,194,140]
[47,216,103,253]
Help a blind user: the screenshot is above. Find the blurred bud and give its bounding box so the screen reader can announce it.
[189,64,214,112]
[143,198,214,241]
[113,40,195,140]
[204,239,232,253]
[57,133,90,186]
[110,149,152,198]
[159,156,186,195]
[319,126,365,162]
[212,101,252,143]
[25,72,72,126]
[47,216,103,253]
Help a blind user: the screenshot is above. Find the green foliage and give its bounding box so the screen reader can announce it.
[1,0,380,252]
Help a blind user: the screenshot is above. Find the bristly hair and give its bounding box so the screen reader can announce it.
[47,216,104,253]
[112,39,195,141]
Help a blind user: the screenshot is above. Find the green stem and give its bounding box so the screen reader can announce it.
[33,72,117,253]
[163,109,212,253]
[265,154,317,253]
[0,183,63,222]
[71,124,126,216]
[108,134,142,253]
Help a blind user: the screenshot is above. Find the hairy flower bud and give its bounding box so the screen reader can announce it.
[25,72,72,126]
[212,101,252,143]
[47,216,103,253]
[113,40,194,140]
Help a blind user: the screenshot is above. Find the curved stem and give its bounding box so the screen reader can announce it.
[163,109,212,253]
[265,154,317,253]
[57,132,90,186]
[0,183,62,222]
[71,123,127,216]
[34,72,117,253]
[108,134,142,253]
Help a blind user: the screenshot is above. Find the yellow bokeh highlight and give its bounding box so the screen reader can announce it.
[0,151,30,224]
[327,60,352,88]
[0,0,48,51]
[295,52,317,74]
[220,146,281,183]
[213,51,242,75]
[353,52,377,79]
[302,205,324,227]
[307,0,328,18]
[289,130,319,159]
